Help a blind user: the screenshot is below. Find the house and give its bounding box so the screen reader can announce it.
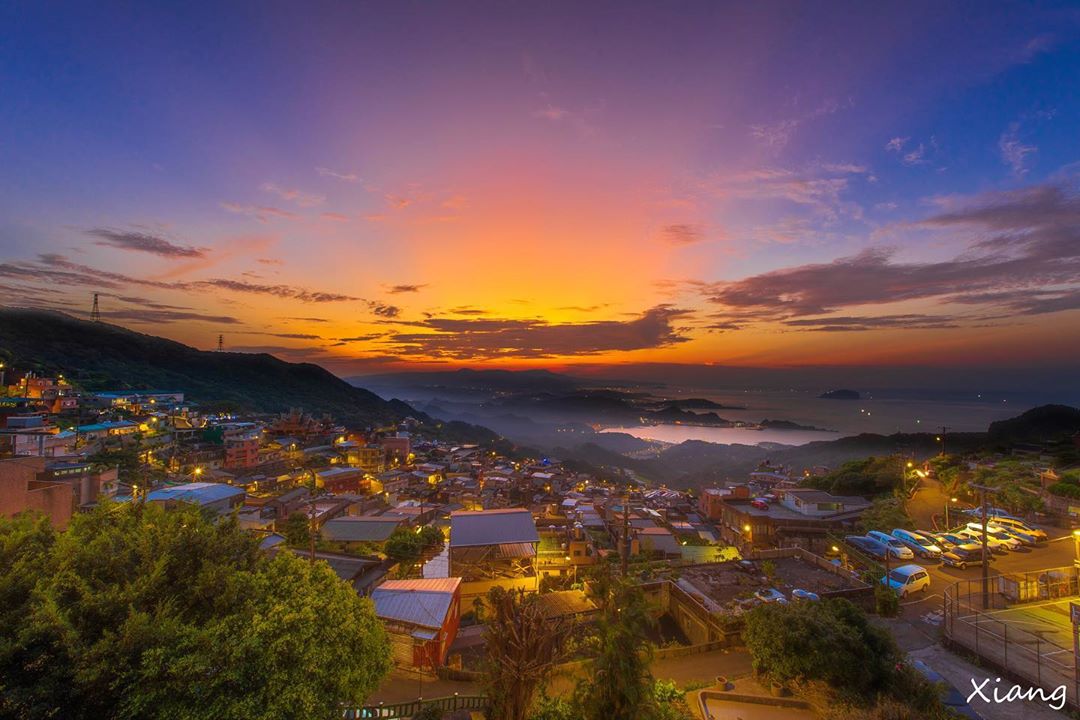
[145,482,245,514]
[372,577,462,669]
[320,515,406,550]
[449,508,539,580]
[713,487,871,553]
[635,526,682,558]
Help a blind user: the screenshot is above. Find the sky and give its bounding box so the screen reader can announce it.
[2,1,1080,379]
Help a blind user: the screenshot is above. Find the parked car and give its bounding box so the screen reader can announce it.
[909,659,984,719]
[935,532,969,550]
[867,530,915,560]
[754,588,788,604]
[996,526,1038,546]
[750,498,770,510]
[941,543,991,570]
[845,534,889,560]
[892,528,942,559]
[990,516,1048,542]
[965,523,1022,551]
[955,528,1010,554]
[882,564,931,597]
[961,507,1016,521]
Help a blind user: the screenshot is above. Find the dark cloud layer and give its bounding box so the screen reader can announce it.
[382,305,690,359]
[87,228,206,258]
[704,180,1080,326]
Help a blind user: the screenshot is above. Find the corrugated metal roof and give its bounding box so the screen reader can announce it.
[146,482,244,505]
[449,508,539,547]
[372,578,461,629]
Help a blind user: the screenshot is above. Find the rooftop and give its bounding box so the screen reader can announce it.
[372,578,462,629]
[450,508,539,548]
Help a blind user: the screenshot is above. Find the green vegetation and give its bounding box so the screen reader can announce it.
[803,456,909,498]
[0,308,490,433]
[857,496,913,533]
[743,599,951,717]
[0,503,391,720]
[284,510,313,547]
[384,525,444,565]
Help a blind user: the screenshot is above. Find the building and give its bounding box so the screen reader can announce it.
[224,434,260,470]
[146,482,245,514]
[449,508,539,580]
[0,456,118,528]
[320,515,406,550]
[371,577,462,669]
[315,466,365,494]
[713,487,870,552]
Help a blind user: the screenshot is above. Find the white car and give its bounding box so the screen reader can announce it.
[867,530,915,560]
[990,516,1048,543]
[965,523,1022,551]
[882,564,931,597]
[956,528,1010,553]
[892,528,942,559]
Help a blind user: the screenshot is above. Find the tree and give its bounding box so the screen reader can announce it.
[857,497,913,533]
[284,510,312,547]
[481,587,569,720]
[0,502,391,720]
[743,598,900,704]
[804,456,907,498]
[573,576,656,720]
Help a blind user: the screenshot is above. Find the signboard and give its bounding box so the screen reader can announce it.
[1071,601,1080,627]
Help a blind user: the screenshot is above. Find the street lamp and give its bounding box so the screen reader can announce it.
[945,497,958,529]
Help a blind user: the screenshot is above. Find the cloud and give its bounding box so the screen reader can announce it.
[999,121,1037,176]
[257,258,284,265]
[368,302,401,318]
[701,178,1080,325]
[198,278,360,303]
[534,105,570,121]
[380,305,691,359]
[902,143,927,165]
[705,166,863,222]
[86,228,206,258]
[285,316,329,323]
[337,334,384,343]
[749,99,846,152]
[448,306,488,315]
[321,212,350,222]
[660,224,704,245]
[237,331,323,340]
[885,137,909,152]
[316,167,359,183]
[260,183,324,207]
[781,314,960,332]
[95,308,242,325]
[385,284,426,294]
[220,202,299,222]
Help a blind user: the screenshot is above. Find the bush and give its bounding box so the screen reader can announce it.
[875,584,900,617]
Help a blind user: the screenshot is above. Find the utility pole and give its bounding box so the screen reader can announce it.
[308,469,319,563]
[217,334,224,352]
[970,483,997,610]
[621,489,630,578]
[91,293,100,322]
[938,426,950,457]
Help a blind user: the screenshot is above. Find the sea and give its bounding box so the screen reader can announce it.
[599,386,1049,448]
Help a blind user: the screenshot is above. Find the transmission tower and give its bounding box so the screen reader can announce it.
[91,293,100,322]
[217,334,224,352]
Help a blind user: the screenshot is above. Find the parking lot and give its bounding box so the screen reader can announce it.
[896,530,1077,624]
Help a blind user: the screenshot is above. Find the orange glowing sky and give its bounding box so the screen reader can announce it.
[3,3,1080,376]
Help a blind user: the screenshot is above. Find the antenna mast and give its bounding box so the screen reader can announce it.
[91,293,100,322]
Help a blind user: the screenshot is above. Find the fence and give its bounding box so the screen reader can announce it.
[942,566,1080,711]
[345,693,487,719]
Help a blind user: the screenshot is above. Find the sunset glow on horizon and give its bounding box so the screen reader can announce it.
[3,2,1080,375]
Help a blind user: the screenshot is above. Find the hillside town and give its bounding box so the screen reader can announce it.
[3,369,1080,719]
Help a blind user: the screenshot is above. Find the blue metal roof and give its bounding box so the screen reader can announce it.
[146,482,244,505]
[449,508,539,548]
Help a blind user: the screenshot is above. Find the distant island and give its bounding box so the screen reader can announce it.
[818,389,860,400]
[659,398,747,410]
[759,419,832,432]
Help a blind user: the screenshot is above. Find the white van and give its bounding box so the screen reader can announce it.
[882,564,931,597]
